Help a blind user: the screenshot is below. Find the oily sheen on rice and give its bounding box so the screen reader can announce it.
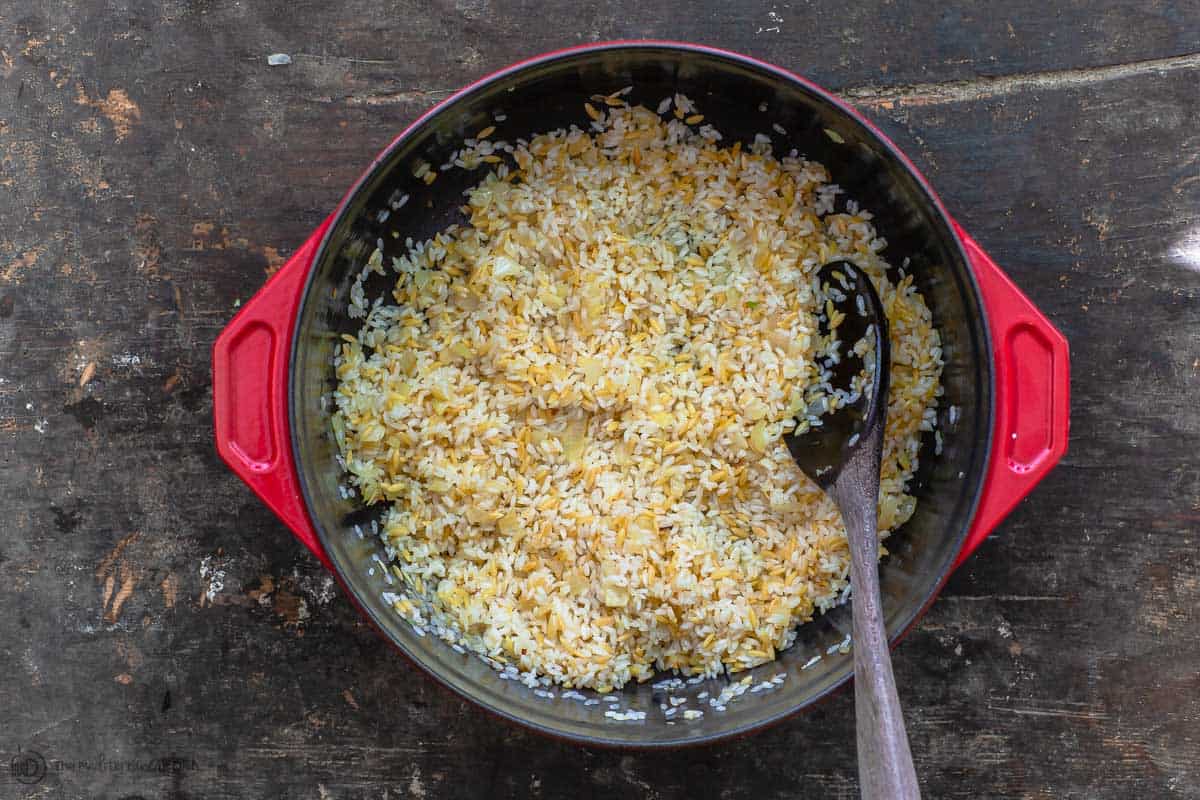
[332,94,943,692]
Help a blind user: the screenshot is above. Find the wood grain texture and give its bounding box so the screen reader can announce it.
[2,1,1198,798]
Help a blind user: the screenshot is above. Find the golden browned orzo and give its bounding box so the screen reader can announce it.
[332,94,943,691]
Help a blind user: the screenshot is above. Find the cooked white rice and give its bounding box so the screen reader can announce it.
[332,95,943,691]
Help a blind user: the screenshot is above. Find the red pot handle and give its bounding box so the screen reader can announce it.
[212,217,335,570]
[952,223,1070,568]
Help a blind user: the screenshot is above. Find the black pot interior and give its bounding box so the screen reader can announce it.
[289,44,992,746]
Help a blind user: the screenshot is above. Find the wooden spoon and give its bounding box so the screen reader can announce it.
[784,260,920,800]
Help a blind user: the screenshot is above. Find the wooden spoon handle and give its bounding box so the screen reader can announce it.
[835,437,920,800]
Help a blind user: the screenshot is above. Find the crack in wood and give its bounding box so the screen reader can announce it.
[320,51,1200,111]
[986,705,1109,721]
[343,89,456,106]
[941,595,1071,602]
[841,51,1200,107]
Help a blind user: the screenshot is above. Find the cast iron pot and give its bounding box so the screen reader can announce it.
[212,42,1070,747]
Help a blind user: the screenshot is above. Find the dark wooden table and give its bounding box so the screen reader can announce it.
[3,2,1198,798]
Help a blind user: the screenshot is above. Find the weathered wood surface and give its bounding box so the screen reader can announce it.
[2,1,1198,798]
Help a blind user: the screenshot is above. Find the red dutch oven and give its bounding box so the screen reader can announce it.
[212,42,1069,746]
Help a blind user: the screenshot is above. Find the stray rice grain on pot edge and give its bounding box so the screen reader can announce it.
[331,92,943,692]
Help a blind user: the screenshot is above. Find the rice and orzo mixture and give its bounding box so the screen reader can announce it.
[332,94,942,692]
